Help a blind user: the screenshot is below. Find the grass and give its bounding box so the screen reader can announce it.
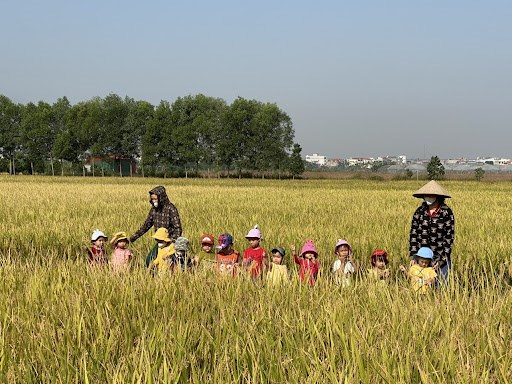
[0,176,511,383]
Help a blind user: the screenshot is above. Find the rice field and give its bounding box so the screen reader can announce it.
[0,176,510,383]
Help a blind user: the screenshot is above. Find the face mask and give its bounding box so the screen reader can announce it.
[153,202,158,208]
[157,242,165,248]
[424,197,437,206]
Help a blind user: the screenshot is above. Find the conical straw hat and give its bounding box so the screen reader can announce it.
[412,180,451,198]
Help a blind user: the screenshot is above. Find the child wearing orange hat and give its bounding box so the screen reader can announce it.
[110,232,133,272]
[292,240,320,286]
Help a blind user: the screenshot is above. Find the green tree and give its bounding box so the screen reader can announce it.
[427,155,445,180]
[171,94,227,175]
[0,95,22,174]
[474,167,485,181]
[288,143,305,178]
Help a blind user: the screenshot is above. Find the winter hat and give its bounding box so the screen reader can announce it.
[412,180,451,198]
[414,247,434,260]
[112,231,129,244]
[245,225,262,239]
[91,229,107,242]
[174,236,189,252]
[300,240,318,257]
[152,227,171,243]
[200,234,215,245]
[271,247,286,257]
[334,239,353,255]
[370,249,389,266]
[217,233,234,250]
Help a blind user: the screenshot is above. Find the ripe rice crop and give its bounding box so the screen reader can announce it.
[0,176,510,382]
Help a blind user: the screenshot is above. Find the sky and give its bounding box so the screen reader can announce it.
[1,0,511,159]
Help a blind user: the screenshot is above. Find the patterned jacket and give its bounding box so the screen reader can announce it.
[130,186,182,243]
[409,202,455,267]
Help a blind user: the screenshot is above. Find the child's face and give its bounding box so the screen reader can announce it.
[93,237,106,248]
[247,237,260,248]
[304,251,316,260]
[201,243,213,253]
[272,253,283,264]
[116,240,128,249]
[336,245,350,260]
[375,257,387,270]
[417,257,432,268]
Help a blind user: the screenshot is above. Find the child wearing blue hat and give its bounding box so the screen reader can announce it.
[399,247,437,293]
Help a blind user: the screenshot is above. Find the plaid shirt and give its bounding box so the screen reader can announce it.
[409,202,455,267]
[130,186,182,243]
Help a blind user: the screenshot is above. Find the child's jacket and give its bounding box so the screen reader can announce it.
[408,265,437,293]
[294,255,320,286]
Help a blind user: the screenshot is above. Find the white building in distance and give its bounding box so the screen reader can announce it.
[305,154,327,166]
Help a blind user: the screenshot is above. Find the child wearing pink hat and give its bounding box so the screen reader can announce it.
[291,240,320,286]
[332,239,358,287]
[242,225,268,280]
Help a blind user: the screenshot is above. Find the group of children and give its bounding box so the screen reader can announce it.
[87,225,438,292]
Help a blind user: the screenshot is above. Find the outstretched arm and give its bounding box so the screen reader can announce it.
[129,212,153,243]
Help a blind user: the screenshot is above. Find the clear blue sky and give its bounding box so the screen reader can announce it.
[1,0,511,159]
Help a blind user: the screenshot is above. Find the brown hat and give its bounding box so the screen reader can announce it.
[412,180,451,198]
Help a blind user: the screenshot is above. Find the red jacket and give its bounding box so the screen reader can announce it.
[294,254,320,286]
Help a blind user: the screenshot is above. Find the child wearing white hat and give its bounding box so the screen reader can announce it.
[242,225,268,280]
[87,229,108,266]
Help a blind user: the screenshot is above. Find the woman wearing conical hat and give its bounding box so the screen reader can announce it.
[409,180,455,284]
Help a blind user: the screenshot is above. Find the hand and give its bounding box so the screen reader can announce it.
[399,265,407,273]
[409,259,415,267]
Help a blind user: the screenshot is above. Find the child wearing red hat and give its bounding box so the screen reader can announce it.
[291,240,320,286]
[368,249,391,283]
[195,234,216,270]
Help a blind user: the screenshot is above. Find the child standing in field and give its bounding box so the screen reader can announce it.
[266,246,289,287]
[292,240,320,286]
[242,225,268,280]
[172,236,192,272]
[368,249,391,283]
[150,227,176,274]
[110,232,133,272]
[87,229,109,266]
[216,233,240,276]
[195,234,216,271]
[332,239,358,287]
[399,247,437,293]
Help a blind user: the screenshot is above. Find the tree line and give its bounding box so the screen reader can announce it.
[0,93,305,177]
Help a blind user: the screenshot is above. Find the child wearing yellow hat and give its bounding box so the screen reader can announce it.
[150,227,176,273]
[110,232,133,272]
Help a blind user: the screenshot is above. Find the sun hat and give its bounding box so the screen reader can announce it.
[271,246,286,257]
[412,180,451,198]
[370,249,389,266]
[91,229,107,242]
[300,240,318,257]
[245,225,262,239]
[174,236,189,251]
[152,227,171,243]
[414,247,434,260]
[217,233,234,250]
[200,234,215,245]
[113,231,129,244]
[334,239,352,255]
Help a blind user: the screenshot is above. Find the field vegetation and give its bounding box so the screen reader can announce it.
[0,176,510,383]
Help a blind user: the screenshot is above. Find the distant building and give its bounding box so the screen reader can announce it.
[305,154,328,166]
[326,158,343,167]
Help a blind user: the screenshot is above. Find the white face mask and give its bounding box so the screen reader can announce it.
[157,242,165,248]
[153,202,158,208]
[424,196,437,206]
